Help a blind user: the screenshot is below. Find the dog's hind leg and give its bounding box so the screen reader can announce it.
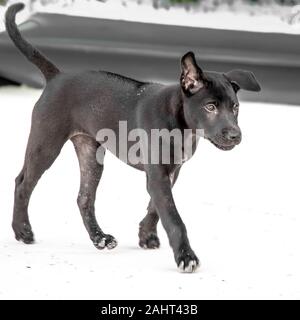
[13,124,67,244]
[139,166,181,249]
[72,135,117,250]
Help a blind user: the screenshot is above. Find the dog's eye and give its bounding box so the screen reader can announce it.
[204,104,217,113]
[233,103,239,114]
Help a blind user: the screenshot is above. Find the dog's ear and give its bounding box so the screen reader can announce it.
[181,52,206,95]
[225,69,261,92]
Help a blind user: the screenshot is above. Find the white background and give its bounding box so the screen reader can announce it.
[1,86,300,299]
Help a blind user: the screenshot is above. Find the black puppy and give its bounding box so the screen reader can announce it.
[6,3,260,272]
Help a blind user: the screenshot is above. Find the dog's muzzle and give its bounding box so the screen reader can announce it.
[207,127,242,151]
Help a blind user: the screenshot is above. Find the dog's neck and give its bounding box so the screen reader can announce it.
[164,84,191,132]
[161,84,200,159]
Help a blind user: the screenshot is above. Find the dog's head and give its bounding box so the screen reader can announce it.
[180,52,261,150]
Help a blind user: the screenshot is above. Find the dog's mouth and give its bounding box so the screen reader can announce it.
[207,138,236,151]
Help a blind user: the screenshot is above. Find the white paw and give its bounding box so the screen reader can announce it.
[94,237,106,249]
[178,259,200,273]
[106,239,118,250]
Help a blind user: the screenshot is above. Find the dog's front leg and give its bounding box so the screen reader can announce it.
[146,165,199,272]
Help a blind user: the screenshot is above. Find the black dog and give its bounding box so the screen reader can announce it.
[6,3,260,272]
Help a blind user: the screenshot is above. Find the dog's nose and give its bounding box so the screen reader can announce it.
[222,128,241,142]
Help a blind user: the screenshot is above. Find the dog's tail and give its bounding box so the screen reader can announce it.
[5,3,60,82]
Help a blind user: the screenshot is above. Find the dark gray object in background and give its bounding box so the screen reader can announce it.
[0,12,299,105]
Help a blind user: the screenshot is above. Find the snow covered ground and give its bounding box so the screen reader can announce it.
[1,85,300,299]
[1,0,300,34]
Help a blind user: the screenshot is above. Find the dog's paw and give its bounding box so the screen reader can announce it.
[93,234,118,250]
[13,222,35,244]
[176,249,200,273]
[139,233,160,249]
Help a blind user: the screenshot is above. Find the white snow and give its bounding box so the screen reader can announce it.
[1,0,300,34]
[1,85,300,299]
